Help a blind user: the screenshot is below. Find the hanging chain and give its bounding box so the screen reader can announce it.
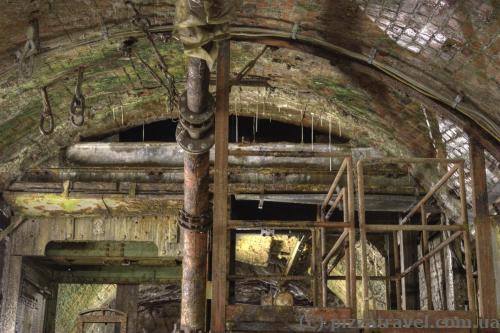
[69,66,86,127]
[126,1,178,111]
[16,19,40,79]
[39,87,54,135]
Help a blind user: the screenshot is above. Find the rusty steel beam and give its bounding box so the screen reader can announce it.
[470,137,497,324]
[177,57,212,333]
[211,39,230,333]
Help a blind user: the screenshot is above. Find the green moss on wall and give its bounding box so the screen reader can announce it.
[56,284,116,333]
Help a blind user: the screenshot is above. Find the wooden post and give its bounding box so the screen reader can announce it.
[356,161,370,319]
[392,232,402,310]
[458,161,477,323]
[346,157,357,317]
[470,138,497,322]
[211,39,230,333]
[115,284,138,333]
[0,253,22,333]
[400,217,420,310]
[43,282,58,333]
[421,206,433,310]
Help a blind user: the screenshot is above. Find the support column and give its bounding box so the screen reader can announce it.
[399,217,420,310]
[470,137,497,323]
[42,282,58,333]
[115,284,138,333]
[211,40,230,333]
[176,57,213,333]
[0,249,22,333]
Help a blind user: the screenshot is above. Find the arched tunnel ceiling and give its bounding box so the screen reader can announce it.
[0,0,498,188]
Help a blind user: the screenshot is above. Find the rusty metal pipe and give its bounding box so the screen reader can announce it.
[186,58,210,114]
[180,58,211,332]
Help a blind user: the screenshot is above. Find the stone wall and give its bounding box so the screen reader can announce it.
[56,284,116,333]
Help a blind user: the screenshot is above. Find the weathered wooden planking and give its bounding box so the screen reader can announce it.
[11,215,180,257]
[4,192,181,217]
[226,304,352,332]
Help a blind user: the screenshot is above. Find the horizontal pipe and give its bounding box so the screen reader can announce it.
[65,142,382,168]
[16,168,337,184]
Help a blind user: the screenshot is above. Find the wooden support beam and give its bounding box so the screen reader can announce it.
[226,304,352,332]
[0,217,26,242]
[470,137,497,322]
[42,282,58,333]
[115,285,138,333]
[211,39,230,333]
[228,220,349,229]
[52,265,181,284]
[3,192,181,217]
[421,207,433,310]
[366,224,464,233]
[400,231,462,279]
[0,254,22,333]
[393,232,402,310]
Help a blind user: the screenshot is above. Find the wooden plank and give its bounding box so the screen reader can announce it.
[0,217,26,241]
[470,137,497,324]
[226,304,352,332]
[42,282,58,333]
[366,224,464,232]
[0,255,22,333]
[52,265,181,284]
[115,285,138,333]
[400,231,462,279]
[228,220,349,229]
[211,39,230,333]
[421,207,433,310]
[3,192,181,217]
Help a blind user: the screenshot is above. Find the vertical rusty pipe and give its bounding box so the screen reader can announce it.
[187,58,210,115]
[180,57,211,332]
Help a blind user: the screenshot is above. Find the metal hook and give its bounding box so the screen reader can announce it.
[39,87,54,135]
[70,67,85,127]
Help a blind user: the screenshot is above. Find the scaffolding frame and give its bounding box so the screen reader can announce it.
[220,153,357,331]
[357,158,476,330]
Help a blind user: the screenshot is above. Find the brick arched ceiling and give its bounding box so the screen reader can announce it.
[0,0,498,188]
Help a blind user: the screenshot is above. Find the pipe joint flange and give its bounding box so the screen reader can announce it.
[179,92,215,139]
[176,208,212,233]
[176,124,214,154]
[179,92,215,125]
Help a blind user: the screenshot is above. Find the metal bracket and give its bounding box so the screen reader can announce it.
[176,92,215,154]
[261,228,275,237]
[176,208,212,233]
